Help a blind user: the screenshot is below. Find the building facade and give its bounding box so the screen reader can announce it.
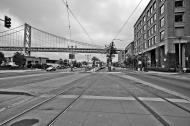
[118,50,126,65]
[25,56,49,67]
[134,0,190,69]
[125,41,134,58]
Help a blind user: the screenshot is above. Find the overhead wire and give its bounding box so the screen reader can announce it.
[111,0,144,42]
[62,0,95,44]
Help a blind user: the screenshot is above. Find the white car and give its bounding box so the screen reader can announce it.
[46,66,56,71]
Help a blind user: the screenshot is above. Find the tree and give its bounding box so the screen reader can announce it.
[91,56,100,67]
[13,52,26,67]
[0,52,6,65]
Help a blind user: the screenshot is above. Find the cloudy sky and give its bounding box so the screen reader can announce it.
[0,0,150,61]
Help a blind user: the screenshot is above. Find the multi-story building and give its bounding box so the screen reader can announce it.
[134,0,190,69]
[118,50,126,65]
[125,41,134,57]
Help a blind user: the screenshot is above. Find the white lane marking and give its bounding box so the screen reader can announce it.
[58,95,78,99]
[40,94,190,103]
[81,95,135,100]
[138,97,165,102]
[166,98,190,103]
[0,107,6,112]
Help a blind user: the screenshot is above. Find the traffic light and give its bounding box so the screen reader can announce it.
[4,16,11,28]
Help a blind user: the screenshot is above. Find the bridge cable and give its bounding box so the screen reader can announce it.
[62,0,95,44]
[65,0,72,44]
[31,25,102,48]
[111,0,144,43]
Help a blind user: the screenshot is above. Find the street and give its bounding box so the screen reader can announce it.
[0,69,190,126]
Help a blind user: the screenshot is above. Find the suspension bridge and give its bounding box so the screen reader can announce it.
[0,23,116,56]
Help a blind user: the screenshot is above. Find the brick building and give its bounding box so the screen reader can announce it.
[134,0,190,69]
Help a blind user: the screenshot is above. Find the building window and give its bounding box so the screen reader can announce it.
[143,16,146,22]
[143,33,147,39]
[154,24,157,32]
[175,13,183,22]
[148,39,151,47]
[150,7,153,14]
[160,17,165,27]
[153,13,157,21]
[160,30,165,41]
[143,25,146,31]
[175,0,183,8]
[151,27,154,34]
[150,17,153,24]
[155,36,157,43]
[153,2,156,10]
[147,10,150,17]
[148,20,150,27]
[148,30,150,37]
[160,4,165,15]
[150,38,153,46]
[153,36,156,44]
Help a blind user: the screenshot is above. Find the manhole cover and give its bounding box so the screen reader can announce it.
[10,119,39,126]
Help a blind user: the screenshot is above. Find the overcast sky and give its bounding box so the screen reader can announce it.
[0,0,150,61]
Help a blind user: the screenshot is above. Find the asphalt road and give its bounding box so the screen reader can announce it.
[0,70,189,126]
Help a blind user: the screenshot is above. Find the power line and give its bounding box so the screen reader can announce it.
[111,0,144,42]
[0,24,24,33]
[62,0,95,44]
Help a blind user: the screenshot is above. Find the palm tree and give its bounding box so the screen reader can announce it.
[91,56,100,67]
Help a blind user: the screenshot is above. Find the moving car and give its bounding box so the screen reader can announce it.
[46,66,56,71]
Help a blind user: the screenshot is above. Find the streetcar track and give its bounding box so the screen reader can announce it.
[110,74,171,126]
[0,75,90,126]
[133,83,190,114]
[47,78,95,126]
[114,74,190,114]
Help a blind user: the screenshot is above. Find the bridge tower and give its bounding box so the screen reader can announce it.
[24,23,31,56]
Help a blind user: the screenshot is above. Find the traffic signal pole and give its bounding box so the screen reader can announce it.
[106,42,116,72]
[0,16,11,28]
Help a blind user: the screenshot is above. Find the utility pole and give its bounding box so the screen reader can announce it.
[106,42,116,72]
[69,46,75,72]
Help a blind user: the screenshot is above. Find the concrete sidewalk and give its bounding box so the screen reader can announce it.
[123,68,190,79]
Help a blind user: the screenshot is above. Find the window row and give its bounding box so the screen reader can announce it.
[148,25,157,37]
[135,30,165,50]
[147,13,157,27]
[147,2,157,17]
[175,0,183,8]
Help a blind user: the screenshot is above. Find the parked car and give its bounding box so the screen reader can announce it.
[46,66,56,71]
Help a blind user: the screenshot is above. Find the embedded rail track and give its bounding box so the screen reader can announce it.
[112,74,190,126]
[0,75,94,126]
